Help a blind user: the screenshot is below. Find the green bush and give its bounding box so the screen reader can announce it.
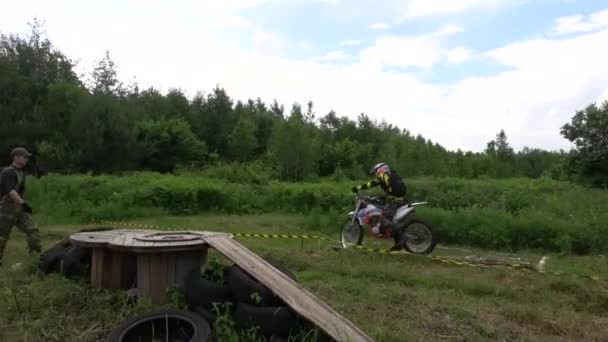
[24,173,608,253]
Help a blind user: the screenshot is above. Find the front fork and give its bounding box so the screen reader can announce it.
[349,199,361,224]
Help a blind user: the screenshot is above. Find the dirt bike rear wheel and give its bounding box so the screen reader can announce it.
[402,218,437,255]
[341,219,364,248]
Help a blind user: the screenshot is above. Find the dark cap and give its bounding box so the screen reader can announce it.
[11,147,32,158]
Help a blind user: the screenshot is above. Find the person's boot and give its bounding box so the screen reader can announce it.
[389,226,406,251]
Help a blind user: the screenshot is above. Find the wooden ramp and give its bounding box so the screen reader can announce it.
[204,234,374,342]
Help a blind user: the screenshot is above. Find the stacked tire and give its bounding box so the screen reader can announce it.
[184,258,332,341]
[38,227,115,278]
[104,309,211,342]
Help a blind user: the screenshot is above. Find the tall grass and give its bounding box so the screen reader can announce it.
[25,172,608,253]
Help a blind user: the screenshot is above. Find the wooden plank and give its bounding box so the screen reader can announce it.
[107,250,137,289]
[108,233,208,253]
[90,248,105,288]
[203,235,374,342]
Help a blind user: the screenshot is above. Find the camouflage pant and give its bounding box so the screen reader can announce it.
[0,198,41,263]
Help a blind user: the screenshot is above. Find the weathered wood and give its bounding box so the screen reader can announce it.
[89,247,137,289]
[136,250,205,304]
[107,250,137,289]
[204,235,374,342]
[70,229,155,247]
[72,230,152,289]
[108,232,209,253]
[90,248,105,288]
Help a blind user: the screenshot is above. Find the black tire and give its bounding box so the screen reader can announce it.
[39,246,69,274]
[340,218,364,247]
[402,218,437,255]
[38,228,108,275]
[191,306,217,325]
[59,245,90,278]
[223,259,296,282]
[233,303,299,338]
[225,263,295,307]
[184,270,232,310]
[104,309,211,342]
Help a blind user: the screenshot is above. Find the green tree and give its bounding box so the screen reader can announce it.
[70,94,139,173]
[90,50,122,95]
[484,129,515,177]
[495,130,514,161]
[270,99,284,117]
[137,118,207,172]
[561,102,608,187]
[228,116,258,162]
[271,105,320,181]
[193,86,235,156]
[0,18,79,145]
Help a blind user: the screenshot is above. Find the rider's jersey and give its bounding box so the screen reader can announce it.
[354,166,407,198]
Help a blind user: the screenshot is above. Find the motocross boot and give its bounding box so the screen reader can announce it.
[389,226,406,251]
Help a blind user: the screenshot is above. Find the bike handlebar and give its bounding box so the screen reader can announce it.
[354,193,382,202]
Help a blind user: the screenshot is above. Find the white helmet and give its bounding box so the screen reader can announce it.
[369,162,387,175]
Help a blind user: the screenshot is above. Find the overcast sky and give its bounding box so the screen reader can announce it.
[2,0,608,152]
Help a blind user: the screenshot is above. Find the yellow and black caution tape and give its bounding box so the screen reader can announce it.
[352,245,605,282]
[231,233,329,240]
[97,220,332,241]
[95,220,606,284]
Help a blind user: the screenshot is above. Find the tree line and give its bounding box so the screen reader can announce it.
[1,20,606,186]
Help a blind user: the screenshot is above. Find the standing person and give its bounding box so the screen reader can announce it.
[0,147,41,266]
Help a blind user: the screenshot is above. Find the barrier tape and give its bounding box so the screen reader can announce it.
[344,245,604,283]
[96,220,606,284]
[97,220,331,241]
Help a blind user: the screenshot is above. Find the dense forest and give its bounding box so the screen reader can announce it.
[1,20,606,186]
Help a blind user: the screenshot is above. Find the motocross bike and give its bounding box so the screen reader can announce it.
[340,193,437,255]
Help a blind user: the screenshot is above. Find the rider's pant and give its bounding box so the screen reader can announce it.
[380,199,406,242]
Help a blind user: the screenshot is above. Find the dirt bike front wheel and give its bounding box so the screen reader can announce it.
[341,219,364,248]
[402,218,437,255]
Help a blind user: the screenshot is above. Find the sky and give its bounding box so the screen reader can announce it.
[2,0,608,152]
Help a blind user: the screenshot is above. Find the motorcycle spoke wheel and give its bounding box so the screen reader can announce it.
[404,222,433,254]
[341,222,361,248]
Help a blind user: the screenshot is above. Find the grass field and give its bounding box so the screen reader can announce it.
[1,214,607,341]
[26,174,608,254]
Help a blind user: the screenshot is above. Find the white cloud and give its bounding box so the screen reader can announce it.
[360,36,441,68]
[339,40,361,46]
[369,22,390,30]
[553,9,608,34]
[316,50,347,61]
[297,41,313,50]
[402,0,508,19]
[3,1,607,152]
[446,47,472,64]
[360,25,463,69]
[598,88,608,105]
[438,27,608,149]
[251,31,285,54]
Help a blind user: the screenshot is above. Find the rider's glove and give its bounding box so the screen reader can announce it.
[21,202,33,214]
[351,186,359,193]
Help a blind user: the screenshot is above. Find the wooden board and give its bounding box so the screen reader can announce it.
[203,234,374,342]
[90,248,105,288]
[90,248,137,289]
[70,229,155,247]
[136,250,205,304]
[107,232,209,253]
[70,231,121,247]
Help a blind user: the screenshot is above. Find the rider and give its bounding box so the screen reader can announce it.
[352,162,408,251]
